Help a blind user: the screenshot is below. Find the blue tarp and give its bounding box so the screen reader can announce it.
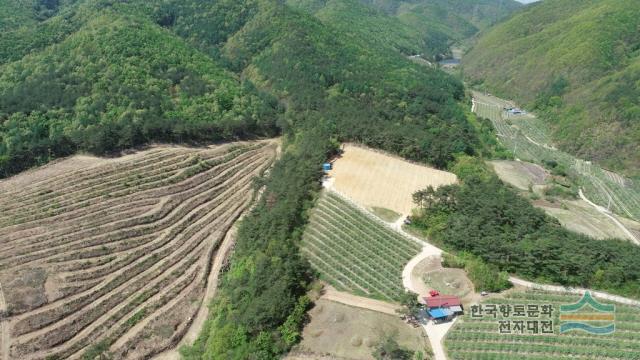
[428,308,451,319]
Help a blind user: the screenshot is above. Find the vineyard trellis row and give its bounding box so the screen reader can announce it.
[302,191,421,301]
[473,98,640,222]
[445,290,640,360]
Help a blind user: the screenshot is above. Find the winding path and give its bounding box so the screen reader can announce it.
[321,176,640,360]
[397,230,452,360]
[320,287,400,316]
[579,189,639,244]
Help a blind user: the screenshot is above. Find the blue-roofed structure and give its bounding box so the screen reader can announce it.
[428,308,452,319]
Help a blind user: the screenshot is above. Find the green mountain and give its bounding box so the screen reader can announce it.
[0,7,279,176]
[288,0,522,58]
[366,0,521,47]
[286,0,428,56]
[464,0,640,176]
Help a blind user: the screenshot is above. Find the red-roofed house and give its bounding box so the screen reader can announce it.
[423,295,462,310]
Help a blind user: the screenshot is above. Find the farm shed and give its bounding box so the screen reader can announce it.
[423,295,462,309]
[428,307,454,324]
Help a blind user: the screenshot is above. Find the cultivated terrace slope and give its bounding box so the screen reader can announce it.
[0,142,278,360]
[464,0,640,176]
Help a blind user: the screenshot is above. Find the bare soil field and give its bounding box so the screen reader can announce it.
[287,299,430,360]
[329,144,457,215]
[489,160,547,191]
[0,141,277,360]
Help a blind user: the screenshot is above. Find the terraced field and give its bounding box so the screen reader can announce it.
[302,191,421,301]
[0,141,277,360]
[445,290,640,360]
[473,92,640,222]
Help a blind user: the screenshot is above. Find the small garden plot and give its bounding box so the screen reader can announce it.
[302,191,421,301]
[0,140,277,360]
[445,289,640,360]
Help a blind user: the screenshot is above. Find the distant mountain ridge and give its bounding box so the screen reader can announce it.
[464,0,640,176]
[288,0,522,58]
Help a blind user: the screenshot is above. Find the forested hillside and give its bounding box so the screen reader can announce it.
[366,0,521,54]
[464,0,640,176]
[286,0,429,56]
[288,0,521,58]
[0,0,479,358]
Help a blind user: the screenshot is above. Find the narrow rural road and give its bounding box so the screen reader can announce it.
[509,277,640,307]
[395,221,453,360]
[578,189,639,244]
[321,287,400,316]
[401,246,453,360]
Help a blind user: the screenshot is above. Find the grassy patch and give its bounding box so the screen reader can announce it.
[370,206,402,222]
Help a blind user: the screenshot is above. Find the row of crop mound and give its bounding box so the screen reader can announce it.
[0,141,277,360]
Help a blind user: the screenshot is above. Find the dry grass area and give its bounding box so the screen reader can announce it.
[0,141,277,360]
[410,256,476,306]
[329,144,457,215]
[539,200,636,240]
[287,299,429,360]
[490,160,548,191]
[490,160,640,241]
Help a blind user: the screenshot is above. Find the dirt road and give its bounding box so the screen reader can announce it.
[509,277,640,307]
[579,189,639,244]
[321,287,400,316]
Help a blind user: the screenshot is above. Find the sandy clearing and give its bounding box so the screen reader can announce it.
[539,199,634,240]
[329,144,457,215]
[320,287,400,316]
[490,160,547,191]
[490,160,638,241]
[288,298,428,360]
